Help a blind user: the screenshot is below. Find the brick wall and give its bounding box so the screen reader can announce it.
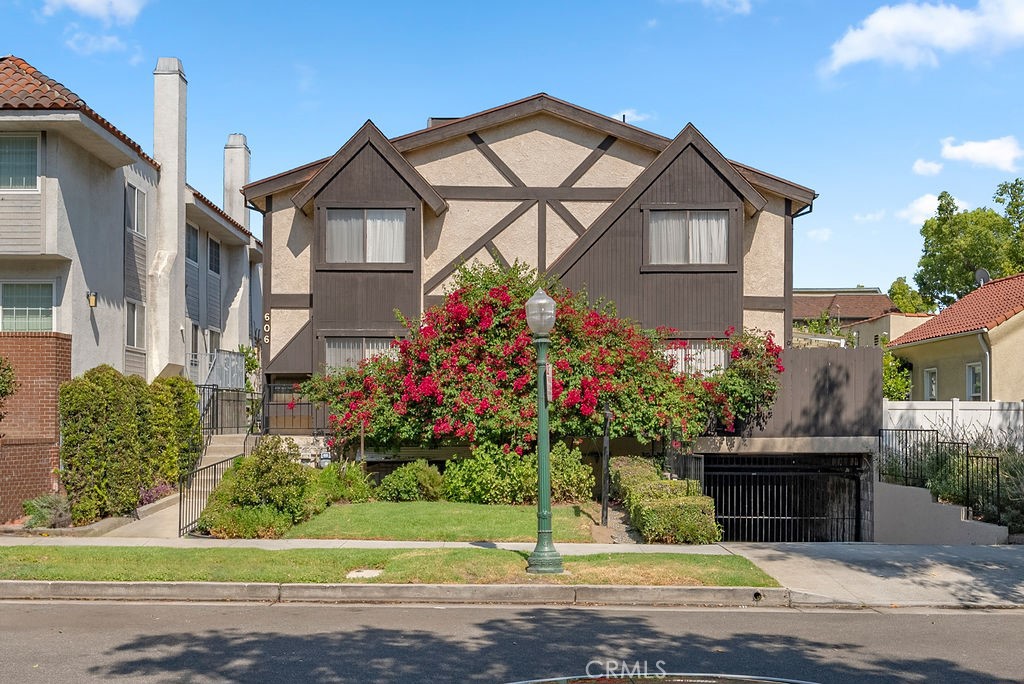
[0,333,72,522]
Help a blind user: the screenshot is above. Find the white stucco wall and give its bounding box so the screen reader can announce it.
[479,113,604,187]
[874,481,1007,544]
[573,139,655,187]
[743,310,785,339]
[743,193,786,298]
[405,136,510,187]
[269,308,309,361]
[558,201,610,230]
[422,200,520,282]
[270,191,311,294]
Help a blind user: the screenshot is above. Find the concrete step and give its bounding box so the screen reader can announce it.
[207,433,249,448]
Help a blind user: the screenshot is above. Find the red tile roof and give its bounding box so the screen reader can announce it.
[187,184,252,239]
[793,293,897,321]
[0,55,158,169]
[890,273,1024,346]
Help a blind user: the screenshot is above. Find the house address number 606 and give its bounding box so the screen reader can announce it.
[263,312,271,345]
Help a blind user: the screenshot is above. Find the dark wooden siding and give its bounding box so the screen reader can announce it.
[560,145,743,337]
[123,232,146,302]
[754,347,882,438]
[311,143,421,367]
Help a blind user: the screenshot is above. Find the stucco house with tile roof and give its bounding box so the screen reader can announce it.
[792,287,898,326]
[889,273,1024,401]
[0,55,262,382]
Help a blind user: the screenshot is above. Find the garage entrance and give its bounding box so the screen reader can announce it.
[703,454,866,542]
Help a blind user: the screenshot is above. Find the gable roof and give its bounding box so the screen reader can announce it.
[0,54,158,169]
[890,273,1024,346]
[793,293,897,321]
[291,120,447,216]
[547,123,766,277]
[244,94,815,210]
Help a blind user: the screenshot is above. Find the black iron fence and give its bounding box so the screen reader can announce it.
[878,429,1002,524]
[264,383,329,435]
[178,455,236,536]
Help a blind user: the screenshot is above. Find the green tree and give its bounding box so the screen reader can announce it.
[913,191,1014,308]
[881,339,912,400]
[887,277,931,313]
[994,178,1024,268]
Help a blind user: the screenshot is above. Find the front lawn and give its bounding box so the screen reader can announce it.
[284,501,595,542]
[0,546,777,586]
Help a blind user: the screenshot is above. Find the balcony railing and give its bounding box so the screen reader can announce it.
[187,350,245,389]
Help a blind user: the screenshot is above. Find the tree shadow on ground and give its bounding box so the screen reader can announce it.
[87,606,1012,683]
[741,543,1024,605]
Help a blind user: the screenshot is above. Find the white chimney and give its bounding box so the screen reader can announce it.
[150,57,188,378]
[223,133,250,230]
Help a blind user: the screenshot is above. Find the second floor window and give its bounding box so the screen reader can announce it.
[326,209,405,263]
[125,183,146,235]
[186,226,199,263]
[126,301,145,349]
[208,237,221,274]
[0,134,38,191]
[649,209,728,265]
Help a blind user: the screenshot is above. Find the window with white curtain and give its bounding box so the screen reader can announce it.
[648,209,728,265]
[1,283,53,331]
[325,337,395,370]
[326,209,405,263]
[0,134,39,191]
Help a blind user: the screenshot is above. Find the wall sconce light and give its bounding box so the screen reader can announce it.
[86,291,98,308]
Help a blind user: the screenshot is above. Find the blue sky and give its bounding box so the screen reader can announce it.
[3,0,1024,290]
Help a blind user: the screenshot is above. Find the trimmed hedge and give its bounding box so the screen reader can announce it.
[442,442,595,505]
[58,365,201,525]
[610,456,722,544]
[377,459,444,502]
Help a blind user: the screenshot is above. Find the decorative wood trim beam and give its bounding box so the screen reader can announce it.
[559,135,616,187]
[548,200,587,236]
[468,132,525,187]
[743,296,787,310]
[423,200,537,294]
[785,198,794,346]
[486,241,511,269]
[269,294,313,309]
[434,186,623,201]
[538,201,547,271]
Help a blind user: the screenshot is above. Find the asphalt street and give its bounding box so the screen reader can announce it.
[2,602,1022,683]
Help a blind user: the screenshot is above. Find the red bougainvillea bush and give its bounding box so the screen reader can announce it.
[302,262,784,454]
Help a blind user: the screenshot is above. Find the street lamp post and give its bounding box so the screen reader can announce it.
[525,288,564,574]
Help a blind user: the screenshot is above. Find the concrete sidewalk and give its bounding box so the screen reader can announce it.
[2,533,1023,608]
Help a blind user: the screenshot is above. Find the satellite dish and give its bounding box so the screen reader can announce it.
[975,268,992,287]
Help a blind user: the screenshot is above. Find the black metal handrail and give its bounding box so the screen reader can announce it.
[178,455,236,536]
[263,383,329,435]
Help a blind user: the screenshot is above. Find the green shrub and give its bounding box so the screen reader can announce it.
[377,459,444,502]
[228,436,312,522]
[628,495,722,544]
[318,462,375,503]
[549,442,595,503]
[443,443,537,504]
[21,493,71,529]
[610,455,720,544]
[148,377,201,482]
[0,355,17,426]
[198,502,293,539]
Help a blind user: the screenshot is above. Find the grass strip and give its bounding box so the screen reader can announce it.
[0,547,778,586]
[285,501,595,542]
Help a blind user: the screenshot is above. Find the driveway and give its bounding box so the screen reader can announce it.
[725,542,1024,607]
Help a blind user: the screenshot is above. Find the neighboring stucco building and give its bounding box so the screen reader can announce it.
[842,311,933,348]
[0,55,262,382]
[889,274,1024,401]
[244,94,815,386]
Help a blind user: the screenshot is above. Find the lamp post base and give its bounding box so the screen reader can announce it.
[526,545,564,574]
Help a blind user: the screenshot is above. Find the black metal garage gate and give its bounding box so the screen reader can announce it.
[703,455,864,542]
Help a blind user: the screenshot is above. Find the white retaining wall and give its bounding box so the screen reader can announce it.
[874,481,1009,545]
[883,399,1024,448]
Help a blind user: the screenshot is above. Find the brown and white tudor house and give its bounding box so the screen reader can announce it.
[244,95,882,542]
[244,94,813,383]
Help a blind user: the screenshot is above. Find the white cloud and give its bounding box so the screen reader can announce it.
[696,0,752,15]
[64,27,125,55]
[806,227,832,243]
[823,0,1024,75]
[853,210,885,223]
[43,0,148,24]
[294,63,316,94]
[646,18,659,29]
[614,108,651,124]
[940,135,1023,171]
[897,193,969,224]
[912,159,944,175]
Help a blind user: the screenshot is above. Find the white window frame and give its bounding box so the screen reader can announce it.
[0,133,41,193]
[923,368,938,401]
[325,336,396,370]
[208,236,221,275]
[125,182,146,236]
[208,329,221,352]
[185,225,200,265]
[0,280,55,332]
[125,299,145,350]
[966,363,983,401]
[322,207,408,266]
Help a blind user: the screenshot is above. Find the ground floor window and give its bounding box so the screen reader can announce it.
[1,282,53,331]
[325,337,395,370]
[966,363,982,401]
[126,300,145,348]
[923,368,938,401]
